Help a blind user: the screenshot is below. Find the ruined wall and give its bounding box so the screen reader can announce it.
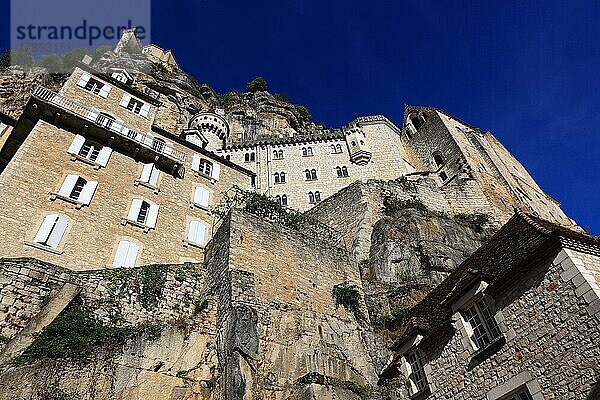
[420,248,600,400]
[204,209,380,398]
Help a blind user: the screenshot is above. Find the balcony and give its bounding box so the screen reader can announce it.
[30,86,186,172]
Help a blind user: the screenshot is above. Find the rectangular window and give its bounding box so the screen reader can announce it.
[187,220,207,246]
[462,298,501,349]
[140,163,160,187]
[405,350,428,394]
[113,240,140,268]
[33,214,69,249]
[193,187,210,208]
[500,387,534,400]
[120,94,150,117]
[77,73,111,98]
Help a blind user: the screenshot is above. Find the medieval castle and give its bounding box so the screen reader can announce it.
[0,30,597,400]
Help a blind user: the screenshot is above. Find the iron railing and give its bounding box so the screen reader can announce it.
[31,86,186,163]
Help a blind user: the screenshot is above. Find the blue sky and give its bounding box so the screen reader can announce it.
[1,1,598,233]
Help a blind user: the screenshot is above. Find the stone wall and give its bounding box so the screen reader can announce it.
[420,248,600,399]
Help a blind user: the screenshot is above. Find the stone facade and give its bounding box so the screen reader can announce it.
[382,214,600,400]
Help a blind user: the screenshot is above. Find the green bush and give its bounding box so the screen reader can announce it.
[332,282,362,320]
[246,77,267,92]
[15,298,134,365]
[295,105,311,121]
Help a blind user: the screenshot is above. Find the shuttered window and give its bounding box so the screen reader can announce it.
[113,240,140,267]
[67,135,112,167]
[127,199,159,229]
[140,163,160,187]
[191,155,220,181]
[33,214,69,249]
[193,187,210,208]
[187,220,207,246]
[57,174,98,205]
[120,94,150,117]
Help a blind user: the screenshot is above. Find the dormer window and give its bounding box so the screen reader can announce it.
[119,94,150,117]
[461,298,502,350]
[77,73,111,98]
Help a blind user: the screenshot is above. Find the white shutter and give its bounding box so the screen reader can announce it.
[98,84,111,98]
[124,242,139,267]
[87,107,99,122]
[78,181,98,205]
[46,216,68,248]
[113,240,129,267]
[188,220,206,245]
[0,122,7,135]
[194,187,209,207]
[96,146,112,167]
[191,154,200,172]
[67,135,85,155]
[77,73,91,88]
[120,94,132,107]
[140,163,153,183]
[128,199,143,221]
[58,174,79,197]
[149,166,160,187]
[146,203,159,228]
[34,214,57,243]
[139,103,150,118]
[212,163,221,181]
[143,133,154,147]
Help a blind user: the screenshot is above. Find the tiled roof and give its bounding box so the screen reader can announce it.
[389,211,598,351]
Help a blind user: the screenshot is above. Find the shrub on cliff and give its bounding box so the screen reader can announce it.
[246,77,267,92]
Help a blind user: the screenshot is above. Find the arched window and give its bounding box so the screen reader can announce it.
[281,194,288,206]
[302,147,307,156]
[409,112,426,131]
[274,172,280,183]
[306,147,313,156]
[336,144,342,153]
[341,166,348,177]
[250,152,256,162]
[351,141,356,147]
[433,152,445,168]
[330,144,336,153]
[310,169,317,180]
[308,192,315,204]
[314,191,321,202]
[245,153,250,162]
[275,195,282,204]
[359,140,365,145]
[335,166,342,178]
[305,169,312,180]
[439,172,448,182]
[273,150,278,159]
[280,172,286,183]
[279,150,284,159]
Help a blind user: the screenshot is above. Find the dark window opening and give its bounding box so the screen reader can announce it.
[137,201,150,224]
[69,177,87,200]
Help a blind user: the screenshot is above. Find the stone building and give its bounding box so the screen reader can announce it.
[0,30,596,399]
[379,211,600,399]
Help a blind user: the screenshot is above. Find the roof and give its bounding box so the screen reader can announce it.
[389,210,598,352]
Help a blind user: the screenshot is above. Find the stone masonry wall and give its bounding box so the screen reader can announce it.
[0,117,251,270]
[421,248,600,400]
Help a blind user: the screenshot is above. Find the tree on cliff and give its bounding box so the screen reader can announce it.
[246,77,267,92]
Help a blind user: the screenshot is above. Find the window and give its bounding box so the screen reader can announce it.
[126,199,159,229]
[305,169,317,181]
[78,141,100,162]
[119,94,150,117]
[0,122,7,136]
[336,166,349,178]
[274,172,286,184]
[137,201,150,224]
[273,150,284,159]
[152,138,165,153]
[192,155,221,180]
[55,174,98,205]
[244,152,256,162]
[275,194,288,206]
[461,298,501,350]
[302,147,313,157]
[331,144,342,154]
[308,191,321,204]
[113,240,140,267]
[139,163,160,187]
[77,73,111,98]
[405,350,428,395]
[433,152,445,168]
[409,112,426,131]
[193,186,210,208]
[351,141,357,147]
[439,171,448,182]
[33,214,69,249]
[500,388,534,400]
[186,220,207,247]
[67,135,112,167]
